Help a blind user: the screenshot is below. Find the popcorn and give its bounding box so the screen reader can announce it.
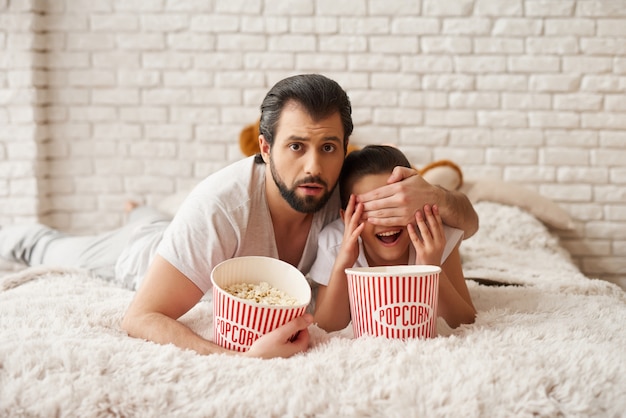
[211,256,311,351]
[223,281,298,306]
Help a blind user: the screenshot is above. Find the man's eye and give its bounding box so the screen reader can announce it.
[323,144,336,152]
[289,143,302,151]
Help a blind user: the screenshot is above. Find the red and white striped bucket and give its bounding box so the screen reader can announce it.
[211,256,311,352]
[345,265,441,339]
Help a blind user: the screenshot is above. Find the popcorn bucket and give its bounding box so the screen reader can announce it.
[211,256,311,352]
[345,265,441,339]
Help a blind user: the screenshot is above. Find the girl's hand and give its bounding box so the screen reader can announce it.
[407,204,446,266]
[336,194,365,269]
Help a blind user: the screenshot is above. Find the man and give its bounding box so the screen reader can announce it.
[122,74,478,358]
[1,74,478,359]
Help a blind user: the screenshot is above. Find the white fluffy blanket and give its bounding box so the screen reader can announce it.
[1,202,625,417]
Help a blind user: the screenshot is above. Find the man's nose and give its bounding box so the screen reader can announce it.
[304,150,322,176]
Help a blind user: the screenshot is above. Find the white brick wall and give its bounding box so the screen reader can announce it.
[1,0,625,288]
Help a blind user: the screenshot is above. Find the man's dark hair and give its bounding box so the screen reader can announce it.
[339,145,412,208]
[255,74,353,163]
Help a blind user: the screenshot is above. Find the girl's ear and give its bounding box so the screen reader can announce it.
[340,208,345,218]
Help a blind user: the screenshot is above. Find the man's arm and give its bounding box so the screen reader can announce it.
[431,184,479,239]
[122,255,312,358]
[356,166,479,239]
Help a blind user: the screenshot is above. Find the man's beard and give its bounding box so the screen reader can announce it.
[270,158,335,214]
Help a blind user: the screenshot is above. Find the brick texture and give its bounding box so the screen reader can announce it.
[1,0,624,288]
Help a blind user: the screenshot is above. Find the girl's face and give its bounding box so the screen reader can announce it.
[349,173,412,266]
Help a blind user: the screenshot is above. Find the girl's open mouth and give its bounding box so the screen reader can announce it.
[376,230,401,245]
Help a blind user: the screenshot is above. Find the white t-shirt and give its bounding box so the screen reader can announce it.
[155,156,339,294]
[307,217,464,286]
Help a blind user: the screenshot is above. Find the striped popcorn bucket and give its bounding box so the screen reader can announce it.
[345,265,441,340]
[211,256,311,352]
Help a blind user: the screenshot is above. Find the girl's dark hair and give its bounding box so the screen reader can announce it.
[255,74,353,163]
[339,145,412,208]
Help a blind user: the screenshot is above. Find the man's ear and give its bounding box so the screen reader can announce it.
[259,135,270,163]
[339,208,345,218]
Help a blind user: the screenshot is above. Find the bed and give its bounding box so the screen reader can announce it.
[1,201,625,417]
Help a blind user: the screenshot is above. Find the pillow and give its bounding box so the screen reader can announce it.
[459,178,575,230]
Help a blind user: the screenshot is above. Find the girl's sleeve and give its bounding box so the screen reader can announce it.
[306,228,341,286]
[442,226,464,263]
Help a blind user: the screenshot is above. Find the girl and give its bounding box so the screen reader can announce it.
[309,145,476,332]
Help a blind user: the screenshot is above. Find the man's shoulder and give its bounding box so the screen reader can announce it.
[195,156,260,193]
[156,157,259,216]
[177,156,263,217]
[211,156,258,179]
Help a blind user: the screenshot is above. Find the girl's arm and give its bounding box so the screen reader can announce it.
[314,263,352,332]
[436,246,476,328]
[408,205,476,328]
[314,195,364,332]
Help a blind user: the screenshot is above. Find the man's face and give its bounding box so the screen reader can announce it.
[261,102,345,213]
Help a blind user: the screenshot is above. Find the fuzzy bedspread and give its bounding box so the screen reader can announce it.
[1,202,625,418]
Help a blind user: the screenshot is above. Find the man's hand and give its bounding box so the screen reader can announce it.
[356,165,479,238]
[244,314,313,359]
[356,166,434,226]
